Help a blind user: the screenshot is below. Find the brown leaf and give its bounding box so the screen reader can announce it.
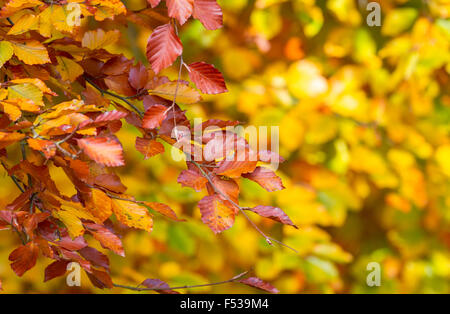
[142,104,168,129]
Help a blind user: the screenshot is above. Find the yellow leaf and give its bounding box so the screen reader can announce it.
[10,78,55,95]
[150,82,202,104]
[81,29,120,50]
[0,41,14,68]
[11,40,50,65]
[8,83,43,105]
[56,56,84,82]
[112,199,153,232]
[0,101,21,121]
[89,189,113,223]
[52,201,98,238]
[7,13,38,35]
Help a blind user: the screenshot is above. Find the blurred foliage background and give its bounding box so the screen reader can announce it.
[1,0,450,293]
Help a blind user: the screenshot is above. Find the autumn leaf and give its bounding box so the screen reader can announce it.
[147,0,161,8]
[242,167,285,192]
[56,56,84,82]
[27,138,56,159]
[11,40,50,65]
[149,81,201,104]
[9,242,39,277]
[44,260,69,282]
[89,189,113,223]
[0,41,14,68]
[198,195,235,234]
[187,62,227,94]
[141,278,180,294]
[135,137,165,159]
[84,223,124,257]
[142,104,167,129]
[245,206,297,229]
[112,199,153,232]
[78,136,125,167]
[238,277,279,294]
[166,0,194,25]
[177,169,208,191]
[146,23,183,74]
[81,29,120,50]
[144,202,184,221]
[193,0,223,30]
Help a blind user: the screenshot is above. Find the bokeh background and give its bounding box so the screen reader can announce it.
[1,0,450,293]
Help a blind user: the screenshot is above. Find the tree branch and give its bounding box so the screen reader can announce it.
[113,271,249,292]
[191,160,298,253]
[84,76,144,117]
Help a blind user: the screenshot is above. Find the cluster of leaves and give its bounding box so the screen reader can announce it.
[0,0,297,292]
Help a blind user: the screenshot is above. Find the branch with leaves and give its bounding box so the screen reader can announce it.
[0,0,297,292]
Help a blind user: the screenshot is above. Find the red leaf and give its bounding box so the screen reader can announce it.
[78,136,125,167]
[246,205,297,229]
[238,277,279,294]
[147,0,161,8]
[79,247,110,270]
[135,137,165,159]
[242,167,285,192]
[141,278,180,294]
[193,0,223,30]
[142,104,167,129]
[85,223,125,257]
[9,242,39,276]
[177,169,208,191]
[44,260,70,282]
[166,0,194,25]
[187,62,227,94]
[198,195,235,233]
[94,173,127,194]
[128,62,149,91]
[87,269,113,289]
[146,23,183,74]
[56,235,88,251]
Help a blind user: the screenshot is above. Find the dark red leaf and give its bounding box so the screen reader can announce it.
[177,169,208,191]
[141,278,180,294]
[44,260,70,282]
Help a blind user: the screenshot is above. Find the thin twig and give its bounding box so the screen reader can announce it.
[113,271,249,292]
[191,160,298,253]
[84,76,144,117]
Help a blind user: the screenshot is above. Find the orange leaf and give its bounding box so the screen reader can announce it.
[78,136,125,167]
[198,195,235,234]
[187,62,227,94]
[9,242,39,276]
[135,137,165,159]
[142,104,167,129]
